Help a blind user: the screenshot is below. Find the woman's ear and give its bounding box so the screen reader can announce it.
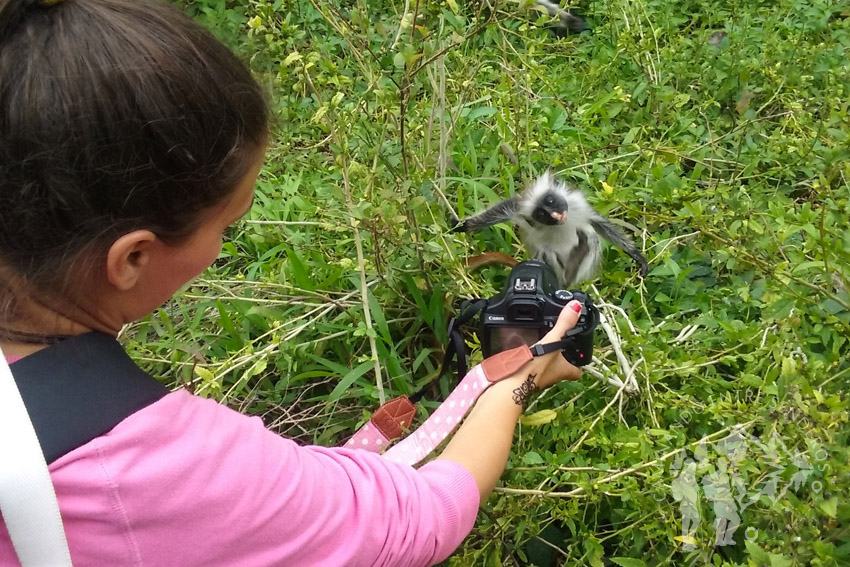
[105,230,158,291]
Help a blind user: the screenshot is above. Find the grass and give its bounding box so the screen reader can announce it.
[129,0,850,564]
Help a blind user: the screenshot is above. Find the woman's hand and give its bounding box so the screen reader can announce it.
[523,299,584,390]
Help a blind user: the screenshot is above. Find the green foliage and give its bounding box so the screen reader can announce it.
[134,0,850,564]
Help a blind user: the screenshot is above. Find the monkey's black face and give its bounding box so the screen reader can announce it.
[531,192,568,226]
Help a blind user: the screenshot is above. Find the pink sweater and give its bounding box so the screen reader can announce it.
[0,389,480,566]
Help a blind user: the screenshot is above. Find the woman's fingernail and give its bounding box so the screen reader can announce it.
[569,300,582,313]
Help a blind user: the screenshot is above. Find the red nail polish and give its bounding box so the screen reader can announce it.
[570,301,582,313]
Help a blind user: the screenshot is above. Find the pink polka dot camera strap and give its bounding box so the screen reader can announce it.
[345,345,533,466]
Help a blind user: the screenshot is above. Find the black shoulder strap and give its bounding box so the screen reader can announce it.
[441,299,489,381]
[409,298,488,403]
[9,332,168,464]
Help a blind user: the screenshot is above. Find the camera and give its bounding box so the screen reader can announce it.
[480,260,599,366]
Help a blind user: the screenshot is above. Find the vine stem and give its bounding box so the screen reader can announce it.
[339,155,386,405]
[389,0,410,50]
[495,419,759,499]
[302,65,387,405]
[570,385,626,453]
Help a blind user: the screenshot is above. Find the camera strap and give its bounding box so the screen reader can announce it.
[0,347,73,567]
[434,298,489,391]
[346,298,558,465]
[529,326,585,356]
[346,344,533,465]
[344,298,489,457]
[0,333,168,567]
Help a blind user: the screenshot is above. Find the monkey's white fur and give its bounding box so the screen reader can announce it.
[454,171,648,286]
[514,172,601,285]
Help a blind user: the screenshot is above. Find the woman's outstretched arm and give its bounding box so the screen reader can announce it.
[437,300,583,501]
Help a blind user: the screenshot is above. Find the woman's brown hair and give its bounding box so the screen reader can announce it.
[0,0,268,318]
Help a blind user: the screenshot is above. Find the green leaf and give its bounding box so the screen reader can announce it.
[135,4,850,564]
[328,361,374,402]
[465,106,498,120]
[623,126,640,145]
[195,366,215,383]
[283,246,312,289]
[485,546,501,567]
[745,540,771,564]
[392,52,406,70]
[522,451,544,465]
[366,289,393,345]
[216,301,241,345]
[520,409,558,426]
[819,496,839,518]
[611,558,647,567]
[768,553,794,567]
[283,51,302,66]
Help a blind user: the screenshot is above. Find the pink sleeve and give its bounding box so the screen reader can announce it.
[41,391,480,567]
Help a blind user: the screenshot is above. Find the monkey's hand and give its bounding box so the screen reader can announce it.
[451,218,471,233]
[451,196,519,233]
[637,256,650,277]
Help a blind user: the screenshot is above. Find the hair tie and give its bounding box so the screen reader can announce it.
[40,0,67,5]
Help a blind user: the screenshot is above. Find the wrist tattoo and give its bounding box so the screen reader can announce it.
[512,373,538,408]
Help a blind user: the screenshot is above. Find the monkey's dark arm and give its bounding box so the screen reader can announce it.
[590,216,649,276]
[452,196,519,233]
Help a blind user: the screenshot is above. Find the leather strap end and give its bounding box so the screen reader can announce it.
[371,396,416,440]
[481,345,533,383]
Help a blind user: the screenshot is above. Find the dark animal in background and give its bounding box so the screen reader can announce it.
[453,172,649,287]
[533,0,589,36]
[707,30,728,47]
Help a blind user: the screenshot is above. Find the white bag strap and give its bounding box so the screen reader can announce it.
[0,346,73,567]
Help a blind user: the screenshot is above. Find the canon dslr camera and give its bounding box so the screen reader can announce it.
[480,260,599,366]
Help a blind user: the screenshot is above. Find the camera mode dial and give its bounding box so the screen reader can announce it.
[554,289,573,302]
